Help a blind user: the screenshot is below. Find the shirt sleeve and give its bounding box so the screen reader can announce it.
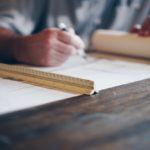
[0,0,36,35]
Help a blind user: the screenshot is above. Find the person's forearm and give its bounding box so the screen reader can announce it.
[0,27,85,66]
[0,28,18,63]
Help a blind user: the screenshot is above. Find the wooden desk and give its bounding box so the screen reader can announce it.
[0,79,150,150]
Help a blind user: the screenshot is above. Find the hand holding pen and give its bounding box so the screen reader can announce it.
[58,23,86,59]
[12,25,86,67]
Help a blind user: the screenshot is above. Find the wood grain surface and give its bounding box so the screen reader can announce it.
[0,79,150,150]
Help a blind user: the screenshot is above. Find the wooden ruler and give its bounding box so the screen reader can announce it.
[0,63,94,95]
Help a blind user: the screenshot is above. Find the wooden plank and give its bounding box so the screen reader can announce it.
[0,79,150,150]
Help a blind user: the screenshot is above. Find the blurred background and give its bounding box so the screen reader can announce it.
[0,0,150,43]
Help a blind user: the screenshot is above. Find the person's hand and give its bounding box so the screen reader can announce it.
[130,16,150,37]
[11,28,85,66]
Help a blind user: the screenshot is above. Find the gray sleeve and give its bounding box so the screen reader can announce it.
[0,0,36,35]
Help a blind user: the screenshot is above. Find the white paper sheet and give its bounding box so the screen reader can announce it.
[55,59,150,91]
[0,55,150,115]
[34,56,150,92]
[0,56,91,115]
[0,78,76,115]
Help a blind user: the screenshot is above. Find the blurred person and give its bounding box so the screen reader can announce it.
[0,0,150,66]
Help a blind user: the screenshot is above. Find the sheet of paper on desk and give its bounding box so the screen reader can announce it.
[0,55,150,115]
[0,78,76,115]
[60,59,150,92]
[0,56,90,115]
[0,56,92,115]
[36,56,150,92]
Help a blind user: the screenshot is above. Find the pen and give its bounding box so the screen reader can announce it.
[58,23,87,59]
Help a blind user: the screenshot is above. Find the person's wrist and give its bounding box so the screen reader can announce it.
[8,35,23,63]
